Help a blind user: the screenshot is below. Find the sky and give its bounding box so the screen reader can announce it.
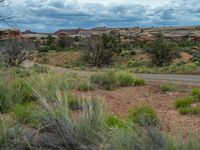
[0,0,200,32]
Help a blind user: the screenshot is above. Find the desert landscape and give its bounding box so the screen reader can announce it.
[0,0,200,149]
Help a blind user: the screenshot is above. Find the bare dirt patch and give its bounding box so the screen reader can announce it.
[76,82,200,138]
[34,51,80,66]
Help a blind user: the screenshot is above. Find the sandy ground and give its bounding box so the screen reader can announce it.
[76,82,200,138]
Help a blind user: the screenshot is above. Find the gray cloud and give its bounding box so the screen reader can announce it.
[0,0,200,32]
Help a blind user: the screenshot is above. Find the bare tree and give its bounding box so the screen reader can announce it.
[0,40,36,67]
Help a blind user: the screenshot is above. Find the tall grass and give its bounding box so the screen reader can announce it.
[0,68,199,149]
[90,70,145,90]
[32,86,107,149]
[0,78,35,113]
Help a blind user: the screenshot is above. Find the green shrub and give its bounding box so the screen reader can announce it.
[81,33,120,67]
[33,64,49,74]
[77,82,94,91]
[179,107,191,115]
[179,107,200,115]
[90,71,117,90]
[115,71,135,86]
[160,82,177,93]
[175,96,194,108]
[105,114,128,128]
[134,78,146,86]
[90,71,145,90]
[34,91,107,149]
[192,87,200,99]
[13,102,40,127]
[129,105,158,126]
[0,78,35,113]
[12,79,35,103]
[145,33,179,67]
[190,107,200,114]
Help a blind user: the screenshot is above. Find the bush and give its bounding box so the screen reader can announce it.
[192,87,200,99]
[105,114,128,129]
[33,90,107,149]
[115,71,136,86]
[13,102,41,127]
[81,33,120,66]
[90,70,145,90]
[160,82,177,93]
[90,71,117,90]
[145,33,179,67]
[128,105,158,126]
[175,96,194,108]
[134,78,146,86]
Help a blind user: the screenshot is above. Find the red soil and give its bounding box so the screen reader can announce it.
[76,82,200,138]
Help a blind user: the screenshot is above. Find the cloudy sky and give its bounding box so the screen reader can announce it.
[0,0,200,32]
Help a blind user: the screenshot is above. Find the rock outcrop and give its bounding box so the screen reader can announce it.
[0,29,21,39]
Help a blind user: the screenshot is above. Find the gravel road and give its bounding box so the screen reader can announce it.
[23,60,200,85]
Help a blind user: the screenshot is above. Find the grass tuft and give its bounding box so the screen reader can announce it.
[128,105,158,126]
[175,96,194,108]
[192,87,200,99]
[160,82,178,93]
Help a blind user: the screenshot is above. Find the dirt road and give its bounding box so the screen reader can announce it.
[137,74,200,85]
[23,60,200,85]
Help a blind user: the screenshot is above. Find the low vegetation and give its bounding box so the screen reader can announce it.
[90,70,145,90]
[0,66,199,149]
[175,87,200,115]
[160,82,178,93]
[128,105,158,126]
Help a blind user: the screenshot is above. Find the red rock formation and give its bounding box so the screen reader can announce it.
[0,29,21,39]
